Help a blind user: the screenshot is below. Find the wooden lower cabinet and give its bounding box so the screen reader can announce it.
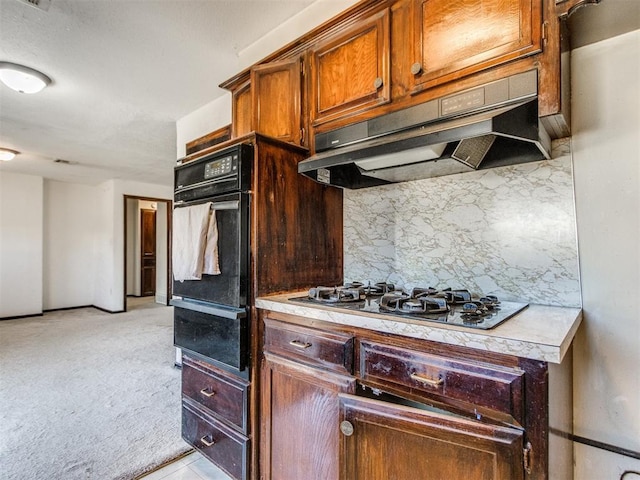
[339,395,524,480]
[259,310,572,480]
[261,353,356,480]
[181,354,250,480]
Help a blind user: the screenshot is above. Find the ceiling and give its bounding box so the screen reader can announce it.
[0,0,637,187]
[0,0,315,186]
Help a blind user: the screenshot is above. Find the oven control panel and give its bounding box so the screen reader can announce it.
[174,143,253,200]
[204,154,237,179]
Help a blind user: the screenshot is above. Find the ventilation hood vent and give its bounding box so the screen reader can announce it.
[299,70,551,189]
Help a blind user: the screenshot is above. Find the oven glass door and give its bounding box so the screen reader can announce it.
[173,299,248,371]
[173,192,249,307]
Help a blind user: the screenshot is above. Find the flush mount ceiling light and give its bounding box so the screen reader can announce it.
[0,148,19,161]
[0,62,51,94]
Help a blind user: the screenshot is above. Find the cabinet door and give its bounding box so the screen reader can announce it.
[410,0,542,92]
[251,58,304,145]
[339,394,525,480]
[232,80,252,138]
[310,8,390,127]
[261,353,356,480]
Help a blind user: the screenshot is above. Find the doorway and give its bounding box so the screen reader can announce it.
[124,196,172,312]
[140,208,157,296]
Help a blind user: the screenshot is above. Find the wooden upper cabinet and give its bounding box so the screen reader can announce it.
[310,8,391,127]
[251,57,305,145]
[232,79,252,139]
[408,0,543,93]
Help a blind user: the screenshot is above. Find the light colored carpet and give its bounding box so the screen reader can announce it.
[0,300,191,480]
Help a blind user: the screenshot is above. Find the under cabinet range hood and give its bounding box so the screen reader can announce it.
[299,70,551,189]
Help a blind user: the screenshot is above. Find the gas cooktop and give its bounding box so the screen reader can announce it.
[289,282,528,330]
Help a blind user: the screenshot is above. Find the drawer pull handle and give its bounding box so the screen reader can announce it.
[199,387,216,398]
[410,372,444,387]
[200,435,215,447]
[289,340,312,350]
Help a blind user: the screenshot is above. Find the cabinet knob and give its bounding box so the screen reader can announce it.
[340,420,354,436]
[373,77,383,89]
[410,62,423,75]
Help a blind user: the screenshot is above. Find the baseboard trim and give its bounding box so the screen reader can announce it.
[0,312,44,321]
[44,305,93,313]
[93,305,125,314]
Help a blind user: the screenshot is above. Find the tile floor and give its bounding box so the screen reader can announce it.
[139,451,232,480]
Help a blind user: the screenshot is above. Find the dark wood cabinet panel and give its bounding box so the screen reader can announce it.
[264,318,354,375]
[182,355,249,432]
[261,353,356,480]
[183,398,249,480]
[251,58,304,145]
[359,340,525,424]
[259,310,560,480]
[252,137,343,296]
[310,7,390,126]
[339,394,525,480]
[409,0,542,92]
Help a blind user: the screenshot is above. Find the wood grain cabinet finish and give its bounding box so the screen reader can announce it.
[339,394,525,480]
[309,7,391,127]
[182,398,249,480]
[182,355,249,432]
[222,0,574,143]
[359,340,525,424]
[406,0,542,94]
[258,311,563,480]
[232,80,252,139]
[261,353,356,480]
[251,58,304,145]
[264,318,354,375]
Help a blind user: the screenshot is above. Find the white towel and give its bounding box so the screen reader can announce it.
[202,210,221,275]
[172,203,212,281]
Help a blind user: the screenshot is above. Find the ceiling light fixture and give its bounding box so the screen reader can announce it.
[0,61,51,94]
[0,148,19,161]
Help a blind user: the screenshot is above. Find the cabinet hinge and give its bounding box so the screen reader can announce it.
[542,21,549,45]
[300,127,306,145]
[523,441,533,475]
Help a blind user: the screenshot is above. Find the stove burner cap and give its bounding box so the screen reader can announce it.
[346,281,395,295]
[308,286,362,303]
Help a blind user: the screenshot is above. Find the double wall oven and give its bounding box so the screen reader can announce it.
[172,143,253,376]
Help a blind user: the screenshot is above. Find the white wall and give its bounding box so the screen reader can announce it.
[0,172,43,318]
[43,180,100,310]
[571,30,640,478]
[1,175,171,316]
[92,180,172,312]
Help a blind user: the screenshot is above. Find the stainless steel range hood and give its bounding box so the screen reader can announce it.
[299,70,551,189]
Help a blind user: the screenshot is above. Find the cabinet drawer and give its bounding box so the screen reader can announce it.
[264,318,354,375]
[182,399,249,480]
[182,355,249,432]
[359,341,524,422]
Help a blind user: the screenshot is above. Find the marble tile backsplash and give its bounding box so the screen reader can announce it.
[343,138,582,307]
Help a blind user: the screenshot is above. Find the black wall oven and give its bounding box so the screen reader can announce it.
[172,144,252,374]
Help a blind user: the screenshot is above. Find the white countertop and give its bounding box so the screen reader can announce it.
[255,292,582,364]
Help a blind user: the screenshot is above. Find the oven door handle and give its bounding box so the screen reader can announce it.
[171,298,246,319]
[174,200,240,210]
